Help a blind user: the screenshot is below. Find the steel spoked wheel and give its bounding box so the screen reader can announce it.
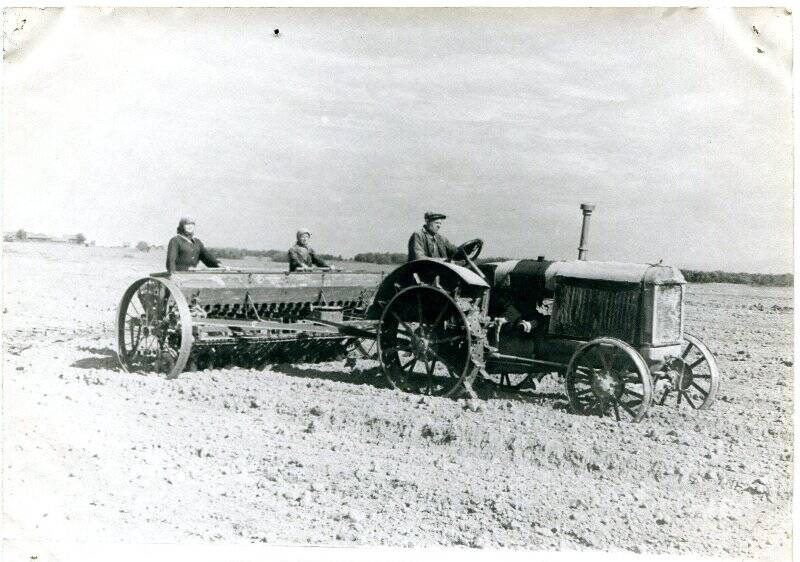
[117,277,192,379]
[654,333,720,410]
[566,338,653,422]
[377,285,474,397]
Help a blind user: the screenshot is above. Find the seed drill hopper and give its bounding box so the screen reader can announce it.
[117,269,385,376]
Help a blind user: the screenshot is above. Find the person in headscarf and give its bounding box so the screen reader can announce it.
[165,217,223,273]
[288,228,331,272]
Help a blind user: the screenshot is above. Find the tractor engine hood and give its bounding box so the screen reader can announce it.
[489,259,686,290]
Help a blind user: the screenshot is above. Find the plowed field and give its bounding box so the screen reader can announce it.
[2,243,793,560]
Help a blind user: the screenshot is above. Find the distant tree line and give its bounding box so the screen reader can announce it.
[351,254,518,265]
[680,270,792,287]
[181,245,796,287]
[353,252,407,265]
[207,248,286,261]
[207,247,342,263]
[348,255,791,286]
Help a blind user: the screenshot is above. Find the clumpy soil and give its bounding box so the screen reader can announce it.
[2,243,793,559]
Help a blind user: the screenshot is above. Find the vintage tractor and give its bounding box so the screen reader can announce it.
[117,204,720,422]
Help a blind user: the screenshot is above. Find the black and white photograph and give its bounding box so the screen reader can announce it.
[2,6,793,561]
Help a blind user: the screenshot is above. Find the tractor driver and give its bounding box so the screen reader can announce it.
[288,228,332,272]
[407,212,459,262]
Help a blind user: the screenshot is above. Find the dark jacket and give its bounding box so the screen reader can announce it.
[166,235,220,273]
[288,244,328,271]
[408,227,458,261]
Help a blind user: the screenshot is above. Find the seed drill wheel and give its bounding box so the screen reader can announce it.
[377,284,475,397]
[653,333,720,410]
[565,338,653,422]
[117,277,192,379]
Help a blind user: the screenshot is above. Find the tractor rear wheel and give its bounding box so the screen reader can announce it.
[377,284,476,397]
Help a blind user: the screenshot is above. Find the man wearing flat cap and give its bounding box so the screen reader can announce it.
[166,217,223,273]
[408,212,459,262]
[288,228,331,272]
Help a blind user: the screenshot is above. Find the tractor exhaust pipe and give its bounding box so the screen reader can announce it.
[578,203,595,261]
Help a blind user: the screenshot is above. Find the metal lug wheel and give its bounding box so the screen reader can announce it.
[377,284,476,397]
[565,338,653,422]
[653,333,720,410]
[117,277,192,379]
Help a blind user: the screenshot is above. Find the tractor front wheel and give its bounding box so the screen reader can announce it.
[652,333,721,410]
[565,337,653,422]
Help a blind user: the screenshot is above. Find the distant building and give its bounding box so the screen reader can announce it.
[2,231,83,243]
[26,232,53,242]
[4,231,88,244]
[44,234,87,245]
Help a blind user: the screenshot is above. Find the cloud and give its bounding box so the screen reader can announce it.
[3,7,793,272]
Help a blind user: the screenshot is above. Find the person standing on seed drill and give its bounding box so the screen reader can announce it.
[288,228,331,272]
[165,217,224,273]
[407,212,459,262]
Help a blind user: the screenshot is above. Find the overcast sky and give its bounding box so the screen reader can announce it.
[3,7,793,272]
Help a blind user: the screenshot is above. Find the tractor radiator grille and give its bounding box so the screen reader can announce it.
[549,278,640,342]
[651,284,683,345]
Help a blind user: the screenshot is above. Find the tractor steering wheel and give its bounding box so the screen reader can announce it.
[454,238,483,262]
[449,238,485,279]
